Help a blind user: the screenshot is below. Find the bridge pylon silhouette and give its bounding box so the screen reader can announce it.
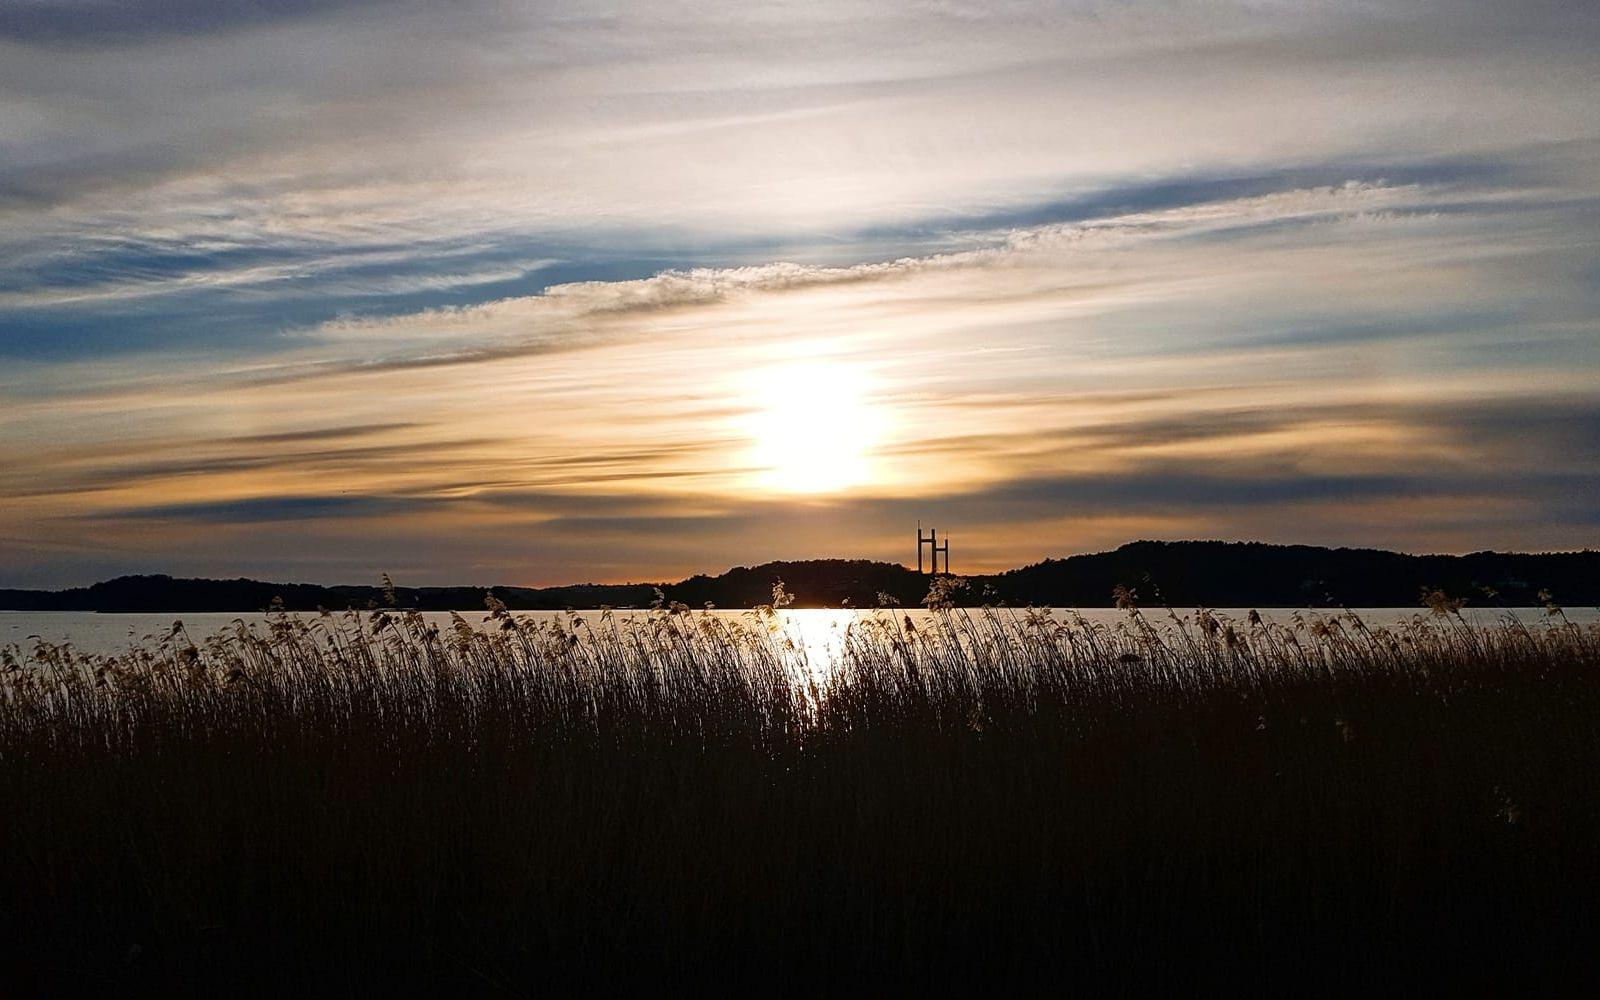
[916,522,950,575]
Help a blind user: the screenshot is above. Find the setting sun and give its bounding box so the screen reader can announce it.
[747,361,882,494]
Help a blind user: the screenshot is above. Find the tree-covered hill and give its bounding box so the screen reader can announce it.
[2,541,1596,612]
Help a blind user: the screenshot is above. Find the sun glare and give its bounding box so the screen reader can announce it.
[747,361,881,494]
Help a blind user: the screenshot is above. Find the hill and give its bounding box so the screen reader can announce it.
[983,540,1600,609]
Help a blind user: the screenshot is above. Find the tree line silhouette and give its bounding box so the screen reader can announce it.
[3,540,1596,612]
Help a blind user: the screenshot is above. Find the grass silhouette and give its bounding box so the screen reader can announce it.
[3,597,1598,994]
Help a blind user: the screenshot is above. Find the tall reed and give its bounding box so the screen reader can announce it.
[3,602,1597,994]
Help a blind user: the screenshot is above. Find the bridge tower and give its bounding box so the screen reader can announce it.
[917,522,950,574]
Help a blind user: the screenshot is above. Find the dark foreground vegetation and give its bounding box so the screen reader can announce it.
[5,539,1599,611]
[3,600,1599,995]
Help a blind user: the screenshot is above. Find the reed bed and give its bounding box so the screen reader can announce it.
[3,601,1599,995]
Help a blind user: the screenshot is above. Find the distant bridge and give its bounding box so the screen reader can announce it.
[917,522,950,574]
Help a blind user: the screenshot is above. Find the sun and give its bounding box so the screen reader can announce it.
[746,361,881,493]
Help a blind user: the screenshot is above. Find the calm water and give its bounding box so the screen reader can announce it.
[4,607,1593,660]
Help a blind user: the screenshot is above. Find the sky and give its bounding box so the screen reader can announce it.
[2,0,1598,588]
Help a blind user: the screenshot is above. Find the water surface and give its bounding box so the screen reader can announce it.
[6,606,1592,660]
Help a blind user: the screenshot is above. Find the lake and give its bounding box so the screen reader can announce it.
[4,606,1593,660]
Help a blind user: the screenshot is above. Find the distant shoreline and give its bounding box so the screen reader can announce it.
[0,605,1584,615]
[3,540,1597,612]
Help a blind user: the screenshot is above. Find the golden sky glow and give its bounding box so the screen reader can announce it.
[2,3,1598,586]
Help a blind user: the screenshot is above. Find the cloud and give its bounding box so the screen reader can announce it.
[4,2,1598,351]
[0,0,401,45]
[90,493,432,524]
[225,422,418,446]
[210,176,1513,385]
